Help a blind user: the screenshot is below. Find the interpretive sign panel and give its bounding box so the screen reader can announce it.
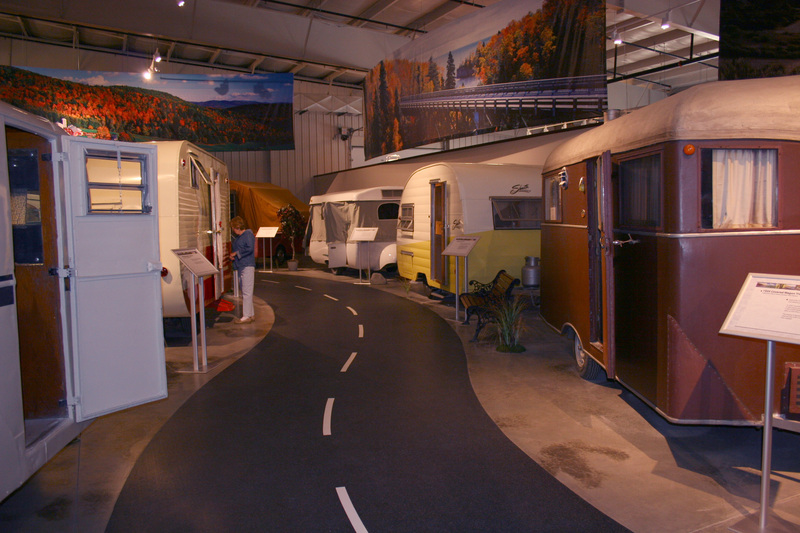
[350,227,378,242]
[442,236,480,257]
[720,273,800,345]
[256,226,279,238]
[172,248,218,278]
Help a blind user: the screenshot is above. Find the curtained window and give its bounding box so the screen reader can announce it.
[618,153,661,228]
[701,149,777,229]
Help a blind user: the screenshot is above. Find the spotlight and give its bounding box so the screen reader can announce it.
[177,0,185,6]
[661,10,671,30]
[613,30,622,45]
[154,50,162,63]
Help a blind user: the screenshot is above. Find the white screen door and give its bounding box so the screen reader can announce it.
[63,137,166,421]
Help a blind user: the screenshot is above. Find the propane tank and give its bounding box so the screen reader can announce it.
[521,256,540,287]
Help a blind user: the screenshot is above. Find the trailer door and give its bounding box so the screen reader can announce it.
[610,152,660,401]
[63,138,166,422]
[431,181,447,286]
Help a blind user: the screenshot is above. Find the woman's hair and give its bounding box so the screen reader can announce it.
[230,216,247,230]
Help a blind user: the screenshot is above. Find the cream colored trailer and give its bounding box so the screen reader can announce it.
[151,141,230,317]
[307,186,403,272]
[396,162,543,293]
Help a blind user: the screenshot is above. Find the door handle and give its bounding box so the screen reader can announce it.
[612,234,640,246]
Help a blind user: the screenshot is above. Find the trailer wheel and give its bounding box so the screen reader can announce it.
[274,245,286,265]
[573,334,602,381]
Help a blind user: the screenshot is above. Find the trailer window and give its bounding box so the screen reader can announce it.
[701,149,777,229]
[85,151,149,214]
[399,204,414,233]
[491,197,543,229]
[544,176,561,222]
[618,154,661,228]
[378,202,399,220]
[9,149,43,263]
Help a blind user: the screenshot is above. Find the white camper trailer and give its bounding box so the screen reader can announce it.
[151,141,230,317]
[397,162,543,294]
[0,102,167,501]
[307,186,403,273]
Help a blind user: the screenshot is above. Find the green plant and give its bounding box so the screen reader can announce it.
[277,204,306,259]
[491,295,528,352]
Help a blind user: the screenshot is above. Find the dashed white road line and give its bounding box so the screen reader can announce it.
[336,486,369,533]
[262,279,280,284]
[358,324,364,338]
[323,398,335,436]
[341,352,357,373]
[295,285,312,291]
[346,306,358,315]
[325,294,339,301]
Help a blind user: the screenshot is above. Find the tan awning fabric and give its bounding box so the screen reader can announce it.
[229,180,310,231]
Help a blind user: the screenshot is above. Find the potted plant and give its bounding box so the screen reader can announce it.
[491,295,528,352]
[277,203,305,271]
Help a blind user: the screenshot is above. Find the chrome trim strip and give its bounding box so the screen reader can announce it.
[612,229,800,239]
[541,222,588,230]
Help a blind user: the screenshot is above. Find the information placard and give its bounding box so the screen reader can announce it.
[172,248,219,278]
[350,227,378,242]
[442,236,480,257]
[256,226,279,239]
[720,273,800,345]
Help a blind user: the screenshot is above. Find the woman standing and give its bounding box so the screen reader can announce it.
[229,216,256,324]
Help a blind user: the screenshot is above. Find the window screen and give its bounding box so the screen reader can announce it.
[701,149,777,229]
[491,197,543,229]
[618,154,661,228]
[86,151,149,214]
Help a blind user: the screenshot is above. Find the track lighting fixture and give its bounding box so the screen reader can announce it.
[613,30,622,45]
[661,10,671,30]
[143,50,161,80]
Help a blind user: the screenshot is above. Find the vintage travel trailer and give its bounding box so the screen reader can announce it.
[306,186,403,273]
[151,141,231,318]
[1,102,167,501]
[397,162,543,294]
[540,75,800,425]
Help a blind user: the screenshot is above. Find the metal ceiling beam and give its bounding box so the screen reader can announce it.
[257,0,427,33]
[348,0,399,29]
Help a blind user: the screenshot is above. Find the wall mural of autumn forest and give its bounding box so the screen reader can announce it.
[364,0,605,160]
[0,67,294,151]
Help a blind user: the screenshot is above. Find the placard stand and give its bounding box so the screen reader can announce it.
[256,227,279,273]
[442,236,480,322]
[350,227,378,285]
[720,273,800,533]
[172,249,221,374]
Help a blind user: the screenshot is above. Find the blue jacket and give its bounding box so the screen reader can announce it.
[232,229,256,269]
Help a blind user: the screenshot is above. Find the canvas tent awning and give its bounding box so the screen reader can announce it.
[229,180,310,232]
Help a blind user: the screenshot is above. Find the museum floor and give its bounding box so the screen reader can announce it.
[1,261,799,532]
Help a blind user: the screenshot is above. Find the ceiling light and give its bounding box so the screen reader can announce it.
[613,30,622,45]
[661,10,671,30]
[143,50,160,79]
[177,0,185,6]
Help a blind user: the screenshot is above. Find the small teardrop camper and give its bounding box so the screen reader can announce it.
[306,186,403,273]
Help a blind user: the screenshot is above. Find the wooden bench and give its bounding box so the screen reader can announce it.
[459,269,520,341]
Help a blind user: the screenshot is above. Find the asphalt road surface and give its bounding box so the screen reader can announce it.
[106,274,628,532]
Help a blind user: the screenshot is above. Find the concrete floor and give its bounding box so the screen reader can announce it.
[1,263,799,532]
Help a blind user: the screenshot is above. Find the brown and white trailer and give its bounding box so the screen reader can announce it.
[540,75,800,425]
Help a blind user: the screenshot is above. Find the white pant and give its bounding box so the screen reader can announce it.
[239,266,255,319]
